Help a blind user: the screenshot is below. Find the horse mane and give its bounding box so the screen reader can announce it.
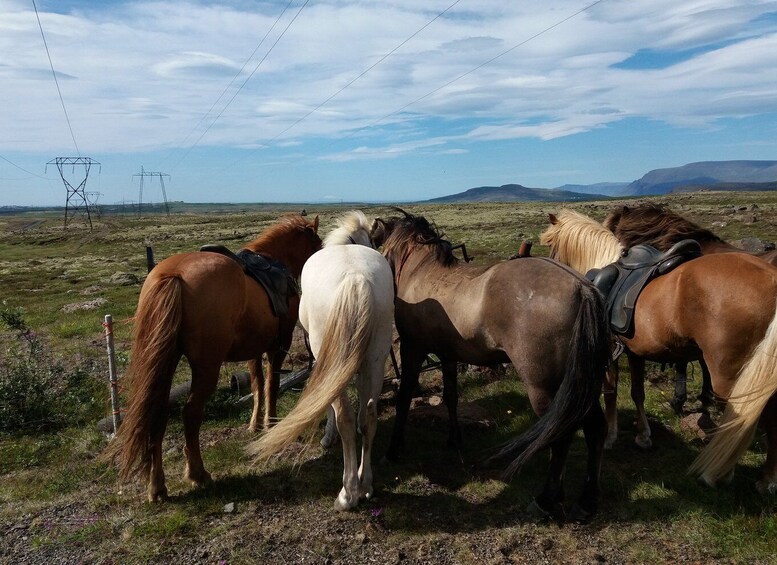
[381,211,457,267]
[324,210,371,247]
[243,214,317,253]
[604,203,723,250]
[540,209,622,273]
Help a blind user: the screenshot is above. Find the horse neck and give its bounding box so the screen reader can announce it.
[392,246,468,294]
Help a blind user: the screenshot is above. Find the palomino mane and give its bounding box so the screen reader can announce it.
[381,212,457,268]
[604,203,723,250]
[243,215,318,252]
[323,210,371,247]
[540,209,622,273]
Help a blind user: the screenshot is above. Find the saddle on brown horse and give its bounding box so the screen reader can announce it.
[200,244,300,318]
[586,239,702,336]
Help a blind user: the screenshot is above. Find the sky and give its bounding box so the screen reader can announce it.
[1,0,777,206]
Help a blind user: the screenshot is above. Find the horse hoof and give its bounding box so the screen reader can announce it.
[526,498,564,524]
[634,435,652,450]
[567,503,594,524]
[669,398,685,416]
[604,436,616,450]
[148,489,169,503]
[335,490,357,511]
[756,480,777,496]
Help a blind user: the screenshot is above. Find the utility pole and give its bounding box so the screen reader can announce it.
[46,156,101,230]
[132,166,170,217]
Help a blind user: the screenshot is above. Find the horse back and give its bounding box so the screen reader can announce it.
[149,251,286,362]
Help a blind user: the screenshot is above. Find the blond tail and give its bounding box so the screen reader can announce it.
[689,302,777,485]
[247,274,374,460]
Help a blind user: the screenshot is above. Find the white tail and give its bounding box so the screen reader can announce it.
[690,302,777,484]
[247,274,375,460]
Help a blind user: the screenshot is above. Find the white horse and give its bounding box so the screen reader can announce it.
[247,210,394,510]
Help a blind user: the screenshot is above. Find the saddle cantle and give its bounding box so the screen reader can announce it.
[585,239,702,337]
[199,244,300,318]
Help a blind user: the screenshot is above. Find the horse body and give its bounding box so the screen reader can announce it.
[106,215,321,502]
[542,209,777,493]
[249,211,394,510]
[375,212,610,521]
[604,203,777,412]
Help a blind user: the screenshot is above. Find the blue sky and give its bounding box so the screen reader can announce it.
[1,0,777,205]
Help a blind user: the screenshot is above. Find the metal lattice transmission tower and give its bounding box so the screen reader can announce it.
[46,157,101,230]
[133,166,170,217]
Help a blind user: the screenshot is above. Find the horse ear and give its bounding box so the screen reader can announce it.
[312,215,320,232]
[548,213,558,225]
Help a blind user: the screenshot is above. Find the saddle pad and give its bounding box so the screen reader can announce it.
[200,244,299,318]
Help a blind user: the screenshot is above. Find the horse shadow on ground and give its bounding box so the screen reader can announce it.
[174,386,774,536]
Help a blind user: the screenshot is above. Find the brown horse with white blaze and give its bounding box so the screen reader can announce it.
[542,209,777,494]
[105,215,321,502]
[372,210,611,522]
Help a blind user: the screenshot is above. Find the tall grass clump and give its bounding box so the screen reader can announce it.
[0,303,101,433]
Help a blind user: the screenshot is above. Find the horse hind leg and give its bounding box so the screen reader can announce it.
[247,358,263,432]
[628,354,652,449]
[603,359,619,450]
[756,395,777,495]
[182,361,220,488]
[333,393,359,510]
[670,362,688,416]
[356,357,386,500]
[527,435,572,524]
[568,400,607,523]
[441,360,462,448]
[148,425,169,502]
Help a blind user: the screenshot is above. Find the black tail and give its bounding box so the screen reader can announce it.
[485,282,609,478]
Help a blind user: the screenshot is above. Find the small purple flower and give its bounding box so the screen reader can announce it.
[370,507,383,518]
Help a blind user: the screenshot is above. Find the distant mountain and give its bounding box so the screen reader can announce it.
[624,160,777,196]
[553,182,630,197]
[426,184,606,203]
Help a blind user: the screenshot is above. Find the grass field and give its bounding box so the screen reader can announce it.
[1,193,776,564]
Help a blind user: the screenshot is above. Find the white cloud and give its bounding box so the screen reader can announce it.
[1,0,777,156]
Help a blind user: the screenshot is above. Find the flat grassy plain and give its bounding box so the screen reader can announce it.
[1,193,776,564]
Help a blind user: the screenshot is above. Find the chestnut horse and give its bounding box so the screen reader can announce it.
[604,203,777,413]
[249,211,394,510]
[541,209,777,493]
[604,202,777,264]
[372,210,610,522]
[106,215,321,501]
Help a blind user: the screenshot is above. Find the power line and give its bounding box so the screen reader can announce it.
[0,154,48,179]
[361,0,606,132]
[268,0,464,143]
[222,0,464,171]
[170,0,311,172]
[32,0,80,156]
[227,0,605,170]
[156,0,297,171]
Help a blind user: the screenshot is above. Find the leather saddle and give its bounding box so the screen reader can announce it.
[585,239,702,337]
[200,244,300,318]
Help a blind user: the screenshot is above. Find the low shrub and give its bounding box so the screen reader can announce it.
[0,303,102,433]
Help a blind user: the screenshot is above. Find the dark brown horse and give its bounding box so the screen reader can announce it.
[542,209,777,494]
[372,210,610,522]
[106,215,321,501]
[604,203,777,413]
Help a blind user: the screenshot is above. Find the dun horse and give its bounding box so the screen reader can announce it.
[604,203,777,413]
[248,211,394,510]
[541,209,777,493]
[106,215,321,501]
[372,210,610,521]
